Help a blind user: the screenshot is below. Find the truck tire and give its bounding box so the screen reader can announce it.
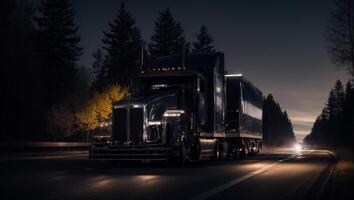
[240,145,247,159]
[212,141,222,161]
[170,142,187,167]
[255,142,260,153]
[190,140,200,160]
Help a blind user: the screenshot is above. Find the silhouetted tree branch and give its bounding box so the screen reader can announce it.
[325,0,354,77]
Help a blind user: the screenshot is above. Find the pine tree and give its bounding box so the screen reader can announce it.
[262,95,272,145]
[192,25,215,53]
[282,111,295,143]
[308,80,347,146]
[91,48,106,90]
[343,81,353,114]
[326,92,338,144]
[333,80,345,116]
[326,81,345,123]
[263,94,295,146]
[312,95,330,145]
[308,117,320,144]
[342,81,354,146]
[149,9,189,57]
[327,90,337,122]
[101,3,142,89]
[35,0,81,106]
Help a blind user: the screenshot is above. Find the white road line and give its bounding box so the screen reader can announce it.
[323,150,336,157]
[0,153,88,162]
[192,154,298,200]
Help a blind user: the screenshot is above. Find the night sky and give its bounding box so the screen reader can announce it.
[34,0,350,140]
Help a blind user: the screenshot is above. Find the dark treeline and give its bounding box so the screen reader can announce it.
[304,80,354,148]
[92,5,216,91]
[262,94,296,146]
[1,0,46,141]
[92,3,142,90]
[0,1,217,141]
[34,0,82,107]
[306,0,354,149]
[1,0,294,142]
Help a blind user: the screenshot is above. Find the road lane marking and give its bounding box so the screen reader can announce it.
[0,153,88,162]
[315,162,335,200]
[192,154,298,200]
[322,150,336,158]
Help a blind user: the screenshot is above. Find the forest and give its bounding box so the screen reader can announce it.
[304,0,354,149]
[304,80,354,148]
[1,0,295,146]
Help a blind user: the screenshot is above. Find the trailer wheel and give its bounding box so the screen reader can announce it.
[240,144,248,159]
[212,141,222,161]
[255,142,260,153]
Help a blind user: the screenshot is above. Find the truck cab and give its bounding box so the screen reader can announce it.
[110,71,203,146]
[89,53,262,164]
[90,54,216,162]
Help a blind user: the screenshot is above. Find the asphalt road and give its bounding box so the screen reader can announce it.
[0,148,335,200]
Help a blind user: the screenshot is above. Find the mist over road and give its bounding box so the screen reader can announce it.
[0,148,334,200]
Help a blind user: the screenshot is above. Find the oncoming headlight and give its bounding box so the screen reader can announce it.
[294,143,302,152]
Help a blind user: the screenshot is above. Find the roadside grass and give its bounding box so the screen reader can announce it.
[331,148,354,199]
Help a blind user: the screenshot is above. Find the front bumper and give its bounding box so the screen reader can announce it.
[89,145,173,161]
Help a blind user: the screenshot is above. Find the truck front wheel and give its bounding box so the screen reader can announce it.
[170,143,187,166]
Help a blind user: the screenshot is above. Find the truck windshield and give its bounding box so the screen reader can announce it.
[141,75,195,92]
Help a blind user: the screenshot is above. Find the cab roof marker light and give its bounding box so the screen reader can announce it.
[225,74,243,77]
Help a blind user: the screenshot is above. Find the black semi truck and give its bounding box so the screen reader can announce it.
[89,53,263,164]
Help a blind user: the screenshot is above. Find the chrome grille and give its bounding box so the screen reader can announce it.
[112,108,127,143]
[112,106,144,145]
[129,107,144,144]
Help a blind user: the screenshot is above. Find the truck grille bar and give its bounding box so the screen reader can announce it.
[130,107,144,144]
[112,108,127,143]
[112,106,144,145]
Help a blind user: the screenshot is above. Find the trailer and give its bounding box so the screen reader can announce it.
[89,53,262,164]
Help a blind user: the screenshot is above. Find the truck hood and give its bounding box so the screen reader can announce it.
[114,89,178,106]
[113,89,180,121]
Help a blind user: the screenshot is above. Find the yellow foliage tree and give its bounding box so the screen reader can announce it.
[95,91,112,123]
[105,84,128,102]
[75,97,99,131]
[95,85,128,122]
[75,85,128,132]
